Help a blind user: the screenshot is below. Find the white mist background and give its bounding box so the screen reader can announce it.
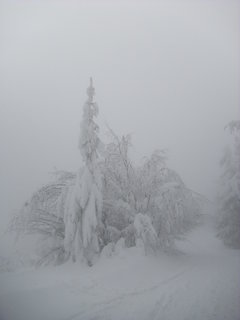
[0,0,239,234]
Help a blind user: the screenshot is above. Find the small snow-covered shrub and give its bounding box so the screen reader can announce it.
[102,225,121,245]
[134,213,158,255]
[114,237,126,255]
[121,224,135,247]
[100,238,126,259]
[100,242,115,258]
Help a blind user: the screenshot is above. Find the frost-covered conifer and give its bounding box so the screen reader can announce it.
[65,78,103,264]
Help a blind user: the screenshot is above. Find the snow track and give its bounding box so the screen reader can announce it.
[65,267,192,320]
[1,215,240,320]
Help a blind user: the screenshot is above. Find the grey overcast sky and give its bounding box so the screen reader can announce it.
[0,0,239,232]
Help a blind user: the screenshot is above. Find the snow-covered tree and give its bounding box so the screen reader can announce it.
[102,129,135,207]
[8,80,202,267]
[134,152,201,249]
[217,120,240,248]
[101,141,200,251]
[100,130,136,244]
[9,170,76,266]
[134,150,167,213]
[64,78,103,265]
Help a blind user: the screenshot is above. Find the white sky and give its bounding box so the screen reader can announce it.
[0,0,239,232]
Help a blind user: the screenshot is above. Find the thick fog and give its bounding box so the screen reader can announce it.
[0,0,239,233]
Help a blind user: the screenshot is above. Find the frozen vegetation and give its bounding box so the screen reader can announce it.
[0,81,239,320]
[216,121,240,248]
[6,80,203,268]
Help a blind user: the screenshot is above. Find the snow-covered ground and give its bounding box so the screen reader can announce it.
[1,214,240,320]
